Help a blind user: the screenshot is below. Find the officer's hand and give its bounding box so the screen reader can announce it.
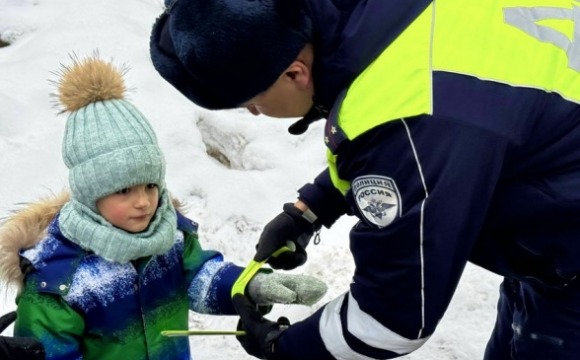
[0,312,45,360]
[233,294,289,360]
[255,203,320,270]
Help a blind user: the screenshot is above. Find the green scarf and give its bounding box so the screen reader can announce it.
[59,189,177,263]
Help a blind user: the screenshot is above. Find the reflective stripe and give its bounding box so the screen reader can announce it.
[433,0,580,104]
[338,4,434,140]
[327,5,435,194]
[333,0,580,150]
[327,149,351,195]
[327,0,580,194]
[320,294,377,360]
[401,119,429,338]
[346,293,430,353]
[503,6,580,71]
[320,293,430,359]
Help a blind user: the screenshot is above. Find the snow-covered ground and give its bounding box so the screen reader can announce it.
[0,1,502,358]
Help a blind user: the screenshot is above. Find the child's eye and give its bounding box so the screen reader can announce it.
[146,183,158,189]
[116,188,130,195]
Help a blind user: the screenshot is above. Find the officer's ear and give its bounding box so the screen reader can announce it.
[283,60,312,90]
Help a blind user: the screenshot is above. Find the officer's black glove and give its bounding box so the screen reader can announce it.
[0,312,45,360]
[233,294,290,360]
[255,203,320,270]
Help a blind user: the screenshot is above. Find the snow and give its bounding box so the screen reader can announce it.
[0,1,502,359]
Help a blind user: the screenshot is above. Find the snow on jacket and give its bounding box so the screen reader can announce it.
[0,192,243,360]
[279,1,580,359]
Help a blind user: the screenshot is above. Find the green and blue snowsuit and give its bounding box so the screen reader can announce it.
[14,212,243,360]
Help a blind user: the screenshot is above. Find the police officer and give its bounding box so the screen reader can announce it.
[150,0,580,359]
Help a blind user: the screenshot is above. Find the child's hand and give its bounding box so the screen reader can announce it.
[246,272,327,306]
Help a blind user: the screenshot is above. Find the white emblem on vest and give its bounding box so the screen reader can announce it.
[352,175,401,228]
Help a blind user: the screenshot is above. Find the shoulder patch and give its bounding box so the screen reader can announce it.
[352,175,401,228]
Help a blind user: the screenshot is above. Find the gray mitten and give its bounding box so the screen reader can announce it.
[247,272,327,306]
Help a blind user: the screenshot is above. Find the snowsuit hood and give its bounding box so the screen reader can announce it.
[0,192,69,292]
[0,192,186,293]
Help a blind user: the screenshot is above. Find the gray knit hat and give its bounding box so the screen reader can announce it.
[57,56,165,211]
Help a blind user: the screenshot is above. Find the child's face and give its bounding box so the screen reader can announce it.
[96,184,160,233]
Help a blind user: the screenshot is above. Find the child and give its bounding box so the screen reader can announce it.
[0,55,327,360]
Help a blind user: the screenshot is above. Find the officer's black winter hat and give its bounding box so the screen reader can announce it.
[149,0,312,110]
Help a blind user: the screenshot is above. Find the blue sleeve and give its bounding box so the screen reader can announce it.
[275,115,508,359]
[344,115,506,337]
[177,211,244,315]
[276,308,335,360]
[187,257,244,315]
[180,226,243,315]
[297,169,349,227]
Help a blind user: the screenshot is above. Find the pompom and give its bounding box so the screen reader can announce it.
[55,54,127,112]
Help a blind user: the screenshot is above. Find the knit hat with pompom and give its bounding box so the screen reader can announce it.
[56,55,166,211]
[55,54,177,264]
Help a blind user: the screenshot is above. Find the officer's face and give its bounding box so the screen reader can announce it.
[243,60,314,118]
